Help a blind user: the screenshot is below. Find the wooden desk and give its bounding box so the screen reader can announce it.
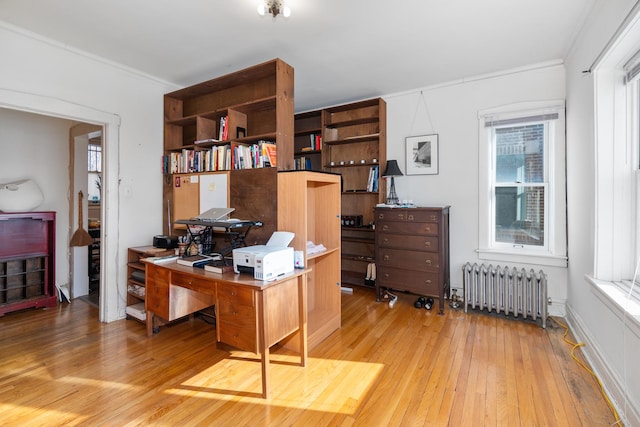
[144,260,308,398]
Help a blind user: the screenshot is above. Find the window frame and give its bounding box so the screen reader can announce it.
[88,143,102,173]
[491,120,550,252]
[477,101,567,267]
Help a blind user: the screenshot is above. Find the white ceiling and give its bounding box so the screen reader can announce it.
[0,0,594,112]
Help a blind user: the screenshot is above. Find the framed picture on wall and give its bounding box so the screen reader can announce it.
[406,134,438,175]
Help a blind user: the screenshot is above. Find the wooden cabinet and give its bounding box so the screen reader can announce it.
[322,98,387,287]
[0,211,57,316]
[277,171,341,350]
[375,206,451,314]
[126,246,174,323]
[163,58,294,235]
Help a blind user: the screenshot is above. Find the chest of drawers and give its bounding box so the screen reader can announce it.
[375,206,450,313]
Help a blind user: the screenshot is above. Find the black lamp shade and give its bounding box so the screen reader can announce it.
[382,160,403,177]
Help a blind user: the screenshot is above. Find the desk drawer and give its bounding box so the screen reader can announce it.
[217,284,257,351]
[217,283,254,306]
[171,272,215,294]
[377,234,438,252]
[218,321,258,352]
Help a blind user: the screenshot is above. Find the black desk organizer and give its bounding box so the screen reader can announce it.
[174,219,263,256]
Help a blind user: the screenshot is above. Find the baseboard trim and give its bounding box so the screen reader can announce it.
[565,305,640,426]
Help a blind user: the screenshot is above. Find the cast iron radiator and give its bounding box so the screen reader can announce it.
[462,262,547,328]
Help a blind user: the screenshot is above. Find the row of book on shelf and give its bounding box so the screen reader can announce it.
[163,141,277,174]
[294,156,314,170]
[367,165,379,192]
[300,133,322,151]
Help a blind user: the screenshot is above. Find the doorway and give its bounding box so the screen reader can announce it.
[0,88,122,322]
[70,126,102,308]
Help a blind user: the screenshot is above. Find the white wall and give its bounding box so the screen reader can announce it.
[383,63,568,315]
[0,109,72,288]
[565,1,640,424]
[0,23,177,321]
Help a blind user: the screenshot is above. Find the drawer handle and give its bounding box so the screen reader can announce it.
[425,259,432,265]
[383,238,389,244]
[425,279,432,284]
[378,213,385,219]
[231,291,236,296]
[384,273,389,278]
[383,255,390,261]
[430,215,436,221]
[408,214,414,220]
[382,225,389,231]
[424,241,431,248]
[396,214,404,219]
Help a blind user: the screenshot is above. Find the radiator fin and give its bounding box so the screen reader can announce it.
[462,262,547,328]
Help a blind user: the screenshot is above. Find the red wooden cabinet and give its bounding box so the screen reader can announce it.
[0,211,57,316]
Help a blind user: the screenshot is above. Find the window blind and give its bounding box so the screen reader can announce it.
[484,113,558,128]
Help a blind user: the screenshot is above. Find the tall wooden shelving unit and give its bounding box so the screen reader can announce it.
[162,58,294,235]
[161,59,342,349]
[321,98,387,288]
[277,171,341,350]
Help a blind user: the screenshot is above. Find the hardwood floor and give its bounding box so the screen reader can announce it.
[0,287,618,426]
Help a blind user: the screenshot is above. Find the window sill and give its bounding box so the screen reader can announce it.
[587,275,640,339]
[477,249,567,267]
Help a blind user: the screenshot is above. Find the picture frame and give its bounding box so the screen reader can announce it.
[406,134,439,175]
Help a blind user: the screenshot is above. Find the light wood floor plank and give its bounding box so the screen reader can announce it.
[0,287,619,426]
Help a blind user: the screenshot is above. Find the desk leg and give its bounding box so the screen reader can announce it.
[257,292,269,398]
[298,274,308,367]
[146,311,153,337]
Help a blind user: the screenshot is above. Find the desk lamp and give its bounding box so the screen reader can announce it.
[381,160,403,205]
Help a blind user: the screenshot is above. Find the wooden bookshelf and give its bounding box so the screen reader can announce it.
[162,59,295,235]
[321,98,387,287]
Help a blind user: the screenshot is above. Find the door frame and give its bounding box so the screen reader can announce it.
[0,88,121,322]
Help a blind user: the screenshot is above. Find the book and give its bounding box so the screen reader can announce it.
[194,138,220,144]
[176,254,216,267]
[262,142,277,167]
[204,258,234,274]
[144,255,179,264]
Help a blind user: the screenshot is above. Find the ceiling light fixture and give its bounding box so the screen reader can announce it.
[257,0,291,18]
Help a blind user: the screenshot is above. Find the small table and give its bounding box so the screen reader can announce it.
[144,260,308,398]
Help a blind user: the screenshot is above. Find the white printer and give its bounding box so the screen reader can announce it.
[232,231,295,281]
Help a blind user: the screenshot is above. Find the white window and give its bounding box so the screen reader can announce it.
[592,19,640,285]
[478,101,567,267]
[88,143,102,173]
[589,11,640,329]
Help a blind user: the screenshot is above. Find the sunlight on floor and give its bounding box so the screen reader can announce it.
[172,352,384,414]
